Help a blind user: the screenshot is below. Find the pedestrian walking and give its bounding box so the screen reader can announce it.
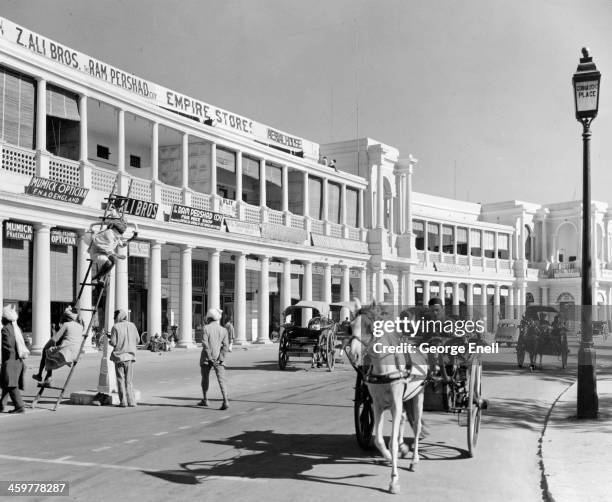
[109,309,139,407]
[1,305,29,414]
[198,308,229,410]
[224,315,234,352]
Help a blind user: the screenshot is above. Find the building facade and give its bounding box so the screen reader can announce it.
[0,18,608,353]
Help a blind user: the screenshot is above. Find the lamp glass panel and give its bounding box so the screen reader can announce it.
[575,79,599,113]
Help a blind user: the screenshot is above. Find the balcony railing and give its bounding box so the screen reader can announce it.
[1,146,366,243]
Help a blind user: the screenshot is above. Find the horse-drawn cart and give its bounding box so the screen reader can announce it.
[516,305,569,370]
[278,301,337,371]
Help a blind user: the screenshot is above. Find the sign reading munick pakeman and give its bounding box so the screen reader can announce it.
[25,176,89,204]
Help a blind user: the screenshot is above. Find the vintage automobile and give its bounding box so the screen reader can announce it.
[278,301,337,371]
[494,319,521,347]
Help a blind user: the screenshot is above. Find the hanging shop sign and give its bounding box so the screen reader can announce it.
[128,240,150,258]
[25,176,88,205]
[261,223,309,245]
[170,204,224,230]
[219,199,237,218]
[225,219,261,238]
[50,228,77,246]
[4,221,33,241]
[108,196,159,219]
[311,234,369,254]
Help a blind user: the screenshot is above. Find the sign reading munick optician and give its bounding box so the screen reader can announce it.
[170,204,224,230]
[108,195,159,219]
[25,176,88,205]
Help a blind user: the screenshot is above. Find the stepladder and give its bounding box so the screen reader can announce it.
[31,177,139,410]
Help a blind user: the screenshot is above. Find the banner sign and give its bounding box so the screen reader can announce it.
[4,221,33,241]
[170,204,224,230]
[51,229,77,246]
[225,219,261,238]
[311,234,369,254]
[108,195,159,219]
[129,240,150,258]
[219,199,237,218]
[261,223,308,245]
[0,16,318,159]
[25,176,88,205]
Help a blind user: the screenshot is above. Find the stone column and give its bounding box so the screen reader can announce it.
[359,267,368,304]
[31,224,51,354]
[147,241,162,337]
[210,142,217,196]
[35,78,49,176]
[405,162,414,235]
[508,286,515,320]
[480,284,489,331]
[341,184,347,226]
[376,267,385,303]
[236,151,243,202]
[178,245,194,348]
[282,165,289,213]
[322,178,329,222]
[303,261,313,301]
[181,132,189,189]
[76,231,94,352]
[114,244,128,313]
[234,251,247,345]
[540,286,549,306]
[323,264,332,304]
[341,265,351,301]
[256,256,270,343]
[452,282,460,316]
[103,268,116,332]
[303,171,310,217]
[377,164,384,229]
[207,248,221,311]
[423,280,431,305]
[358,189,365,229]
[466,283,474,319]
[281,258,292,313]
[117,109,125,173]
[493,284,501,325]
[259,158,266,206]
[79,94,88,163]
[151,122,159,180]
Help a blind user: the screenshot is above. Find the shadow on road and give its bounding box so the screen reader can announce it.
[141,430,468,491]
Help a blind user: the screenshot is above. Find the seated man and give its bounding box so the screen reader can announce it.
[32,307,83,385]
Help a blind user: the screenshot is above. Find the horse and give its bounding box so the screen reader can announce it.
[346,301,428,495]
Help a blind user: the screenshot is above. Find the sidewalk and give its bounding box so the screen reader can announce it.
[541,376,612,502]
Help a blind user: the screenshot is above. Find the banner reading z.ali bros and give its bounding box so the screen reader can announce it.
[108,196,158,219]
[170,204,224,230]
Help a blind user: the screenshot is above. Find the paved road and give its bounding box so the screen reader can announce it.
[0,337,590,502]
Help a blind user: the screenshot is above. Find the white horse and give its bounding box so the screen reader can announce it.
[346,301,428,495]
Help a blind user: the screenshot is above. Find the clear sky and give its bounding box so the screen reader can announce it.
[2,0,611,205]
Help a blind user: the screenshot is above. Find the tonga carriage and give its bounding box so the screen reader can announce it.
[353,334,486,458]
[278,301,338,371]
[516,305,569,370]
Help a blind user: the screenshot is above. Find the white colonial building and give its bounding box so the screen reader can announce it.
[0,17,608,353]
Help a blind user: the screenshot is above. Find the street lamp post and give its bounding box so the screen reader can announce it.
[572,47,601,419]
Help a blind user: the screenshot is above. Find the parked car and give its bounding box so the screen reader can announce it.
[494,319,521,347]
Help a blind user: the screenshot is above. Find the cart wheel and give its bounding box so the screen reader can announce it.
[561,337,568,369]
[354,373,375,450]
[278,333,289,370]
[467,359,483,457]
[517,344,525,368]
[326,332,337,372]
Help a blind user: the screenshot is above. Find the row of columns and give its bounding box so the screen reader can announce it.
[34,77,366,228]
[8,218,367,352]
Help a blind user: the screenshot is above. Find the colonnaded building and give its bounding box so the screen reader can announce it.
[0,18,608,353]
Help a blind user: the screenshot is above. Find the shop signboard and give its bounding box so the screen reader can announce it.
[4,221,33,241]
[225,219,261,238]
[51,229,77,246]
[170,204,223,230]
[25,176,88,205]
[219,199,237,218]
[108,195,158,219]
[129,240,150,258]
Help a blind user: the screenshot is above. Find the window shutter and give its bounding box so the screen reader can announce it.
[0,66,36,149]
[46,85,80,121]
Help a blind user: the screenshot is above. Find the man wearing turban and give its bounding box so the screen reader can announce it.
[109,309,139,407]
[1,305,29,413]
[198,308,229,410]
